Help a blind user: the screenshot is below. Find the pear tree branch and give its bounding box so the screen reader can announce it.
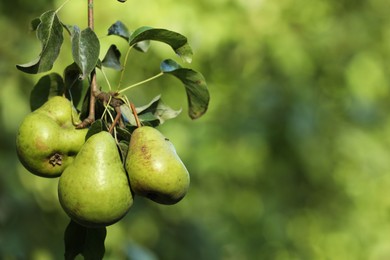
[76,0,98,128]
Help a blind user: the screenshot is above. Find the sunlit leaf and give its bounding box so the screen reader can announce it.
[129,27,193,63]
[30,73,64,111]
[121,95,181,127]
[72,26,100,80]
[160,59,209,119]
[137,95,182,124]
[102,45,122,70]
[16,10,64,74]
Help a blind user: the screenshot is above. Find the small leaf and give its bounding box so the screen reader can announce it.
[107,21,130,41]
[117,140,129,162]
[64,63,86,110]
[30,73,64,111]
[82,227,107,260]
[160,59,210,119]
[107,21,150,52]
[102,45,122,70]
[86,120,104,140]
[62,23,74,36]
[129,27,193,63]
[16,10,64,74]
[120,104,136,126]
[137,95,182,124]
[64,220,87,260]
[134,40,150,53]
[72,26,100,79]
[31,18,41,31]
[121,95,181,127]
[64,220,107,260]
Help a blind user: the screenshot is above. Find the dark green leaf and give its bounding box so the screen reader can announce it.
[31,17,40,31]
[82,227,107,260]
[86,120,104,141]
[64,63,86,110]
[72,26,100,80]
[30,73,64,111]
[102,45,122,70]
[117,140,129,162]
[107,21,150,52]
[129,27,193,62]
[62,23,74,36]
[107,21,130,41]
[64,220,87,260]
[160,59,209,119]
[64,219,107,260]
[16,10,64,74]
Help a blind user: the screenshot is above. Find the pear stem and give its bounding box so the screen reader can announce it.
[130,102,141,128]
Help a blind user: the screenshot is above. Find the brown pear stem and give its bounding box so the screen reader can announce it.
[130,102,141,128]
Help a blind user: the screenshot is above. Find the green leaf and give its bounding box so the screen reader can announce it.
[129,27,193,63]
[64,220,86,260]
[137,95,182,124]
[120,95,181,127]
[160,59,209,119]
[64,220,106,260]
[107,21,150,52]
[107,21,130,41]
[82,227,107,260]
[31,17,41,31]
[86,120,104,141]
[16,10,64,74]
[30,73,64,111]
[72,26,100,80]
[117,140,129,162]
[102,45,122,70]
[64,63,86,110]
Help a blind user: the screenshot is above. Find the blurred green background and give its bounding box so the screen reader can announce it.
[2,0,390,259]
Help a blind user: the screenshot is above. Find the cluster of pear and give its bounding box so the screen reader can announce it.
[16,96,190,227]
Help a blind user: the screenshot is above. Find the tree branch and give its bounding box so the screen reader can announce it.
[77,0,97,128]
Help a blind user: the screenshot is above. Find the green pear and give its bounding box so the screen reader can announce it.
[16,96,88,177]
[125,126,190,205]
[58,131,133,227]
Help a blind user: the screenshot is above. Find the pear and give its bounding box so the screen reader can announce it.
[58,131,133,227]
[125,126,190,205]
[16,96,88,177]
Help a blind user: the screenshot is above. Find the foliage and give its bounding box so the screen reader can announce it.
[3,0,390,259]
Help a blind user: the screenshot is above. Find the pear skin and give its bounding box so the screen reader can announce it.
[58,131,133,227]
[125,126,190,205]
[16,96,87,177]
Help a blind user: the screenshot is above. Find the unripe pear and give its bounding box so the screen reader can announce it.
[16,96,88,177]
[125,126,190,205]
[58,131,133,227]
